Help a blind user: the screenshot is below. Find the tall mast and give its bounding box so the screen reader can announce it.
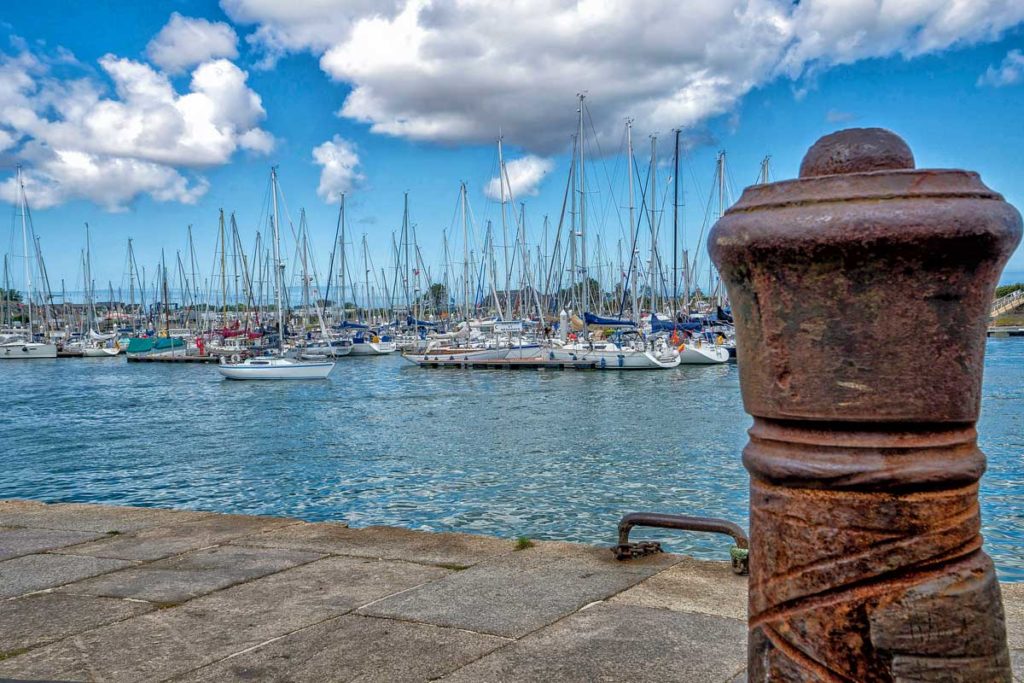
[718,151,726,219]
[17,168,33,336]
[577,94,589,324]
[497,136,511,317]
[715,151,727,304]
[84,223,94,332]
[2,256,9,328]
[160,249,170,336]
[673,128,680,315]
[270,167,284,350]
[568,140,577,313]
[461,182,470,321]
[127,239,136,334]
[649,134,658,315]
[626,119,638,322]
[362,234,370,323]
[300,209,309,331]
[187,226,198,317]
[485,220,504,319]
[402,193,411,312]
[34,236,53,335]
[219,210,227,327]
[340,194,347,321]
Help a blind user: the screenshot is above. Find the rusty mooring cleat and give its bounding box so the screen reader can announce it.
[710,128,1021,682]
[613,512,749,575]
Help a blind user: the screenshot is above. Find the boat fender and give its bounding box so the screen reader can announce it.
[678,343,686,352]
[230,353,241,363]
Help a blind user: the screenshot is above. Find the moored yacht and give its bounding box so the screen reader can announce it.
[217,168,335,381]
[0,338,57,359]
[349,331,397,355]
[218,355,334,380]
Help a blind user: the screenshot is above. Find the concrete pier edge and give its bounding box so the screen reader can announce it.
[0,500,1020,682]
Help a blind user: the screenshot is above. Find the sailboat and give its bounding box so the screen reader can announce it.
[218,168,335,380]
[2,168,56,359]
[78,224,121,357]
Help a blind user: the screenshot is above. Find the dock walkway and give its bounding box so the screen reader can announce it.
[0,501,1021,681]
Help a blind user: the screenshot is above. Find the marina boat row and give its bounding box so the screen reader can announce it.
[3,97,749,379]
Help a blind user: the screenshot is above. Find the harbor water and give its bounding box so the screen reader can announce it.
[2,339,1022,580]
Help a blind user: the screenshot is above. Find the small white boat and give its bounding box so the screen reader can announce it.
[548,342,681,369]
[349,334,397,356]
[82,345,121,358]
[677,340,730,364]
[217,356,335,380]
[0,340,57,359]
[300,339,353,358]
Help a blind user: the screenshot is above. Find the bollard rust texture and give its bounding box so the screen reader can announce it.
[709,128,1021,682]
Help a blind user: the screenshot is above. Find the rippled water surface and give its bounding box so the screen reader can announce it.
[3,340,1022,579]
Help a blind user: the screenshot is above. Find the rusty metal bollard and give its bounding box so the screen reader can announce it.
[709,128,1021,681]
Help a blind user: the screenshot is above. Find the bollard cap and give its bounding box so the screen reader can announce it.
[709,128,1022,423]
[799,128,914,177]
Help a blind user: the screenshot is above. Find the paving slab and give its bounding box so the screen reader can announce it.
[610,556,748,621]
[0,527,106,560]
[360,543,680,638]
[1004,583,1024,650]
[0,592,154,654]
[233,521,515,567]
[54,513,300,562]
[0,553,134,598]
[177,614,507,682]
[181,555,453,624]
[443,603,747,683]
[0,500,212,533]
[0,502,1017,683]
[0,556,454,682]
[58,544,324,603]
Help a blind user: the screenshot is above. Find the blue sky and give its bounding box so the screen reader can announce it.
[2,1,1023,298]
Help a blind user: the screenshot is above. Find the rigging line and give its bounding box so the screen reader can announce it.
[542,135,576,308]
[321,201,343,308]
[653,169,675,300]
[617,149,654,317]
[689,158,721,292]
[583,98,629,246]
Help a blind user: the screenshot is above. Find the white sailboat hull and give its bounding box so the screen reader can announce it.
[0,341,57,359]
[82,346,121,357]
[677,344,730,364]
[548,345,681,369]
[302,343,353,357]
[349,340,397,355]
[218,358,335,380]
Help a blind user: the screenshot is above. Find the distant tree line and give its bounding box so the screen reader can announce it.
[996,283,1023,298]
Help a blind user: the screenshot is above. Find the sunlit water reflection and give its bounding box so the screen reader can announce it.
[3,339,1021,579]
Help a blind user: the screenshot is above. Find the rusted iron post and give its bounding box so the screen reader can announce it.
[710,128,1020,681]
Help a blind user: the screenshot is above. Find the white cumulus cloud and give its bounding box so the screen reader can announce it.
[0,40,272,211]
[484,155,554,201]
[221,0,404,68]
[224,0,1024,152]
[3,146,209,212]
[978,49,1024,87]
[312,135,363,202]
[147,13,240,74]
